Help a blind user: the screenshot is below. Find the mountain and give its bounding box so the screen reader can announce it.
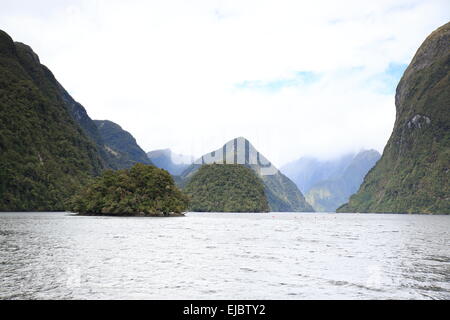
[0,30,105,210]
[184,164,270,212]
[180,137,314,212]
[281,154,355,194]
[94,120,153,169]
[305,150,381,212]
[8,39,151,172]
[17,43,118,171]
[338,22,450,214]
[147,149,191,175]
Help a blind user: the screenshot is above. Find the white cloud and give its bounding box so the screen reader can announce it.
[1,0,449,166]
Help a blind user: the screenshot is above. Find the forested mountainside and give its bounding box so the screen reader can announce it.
[0,30,155,211]
[95,120,153,169]
[338,22,450,214]
[0,30,104,210]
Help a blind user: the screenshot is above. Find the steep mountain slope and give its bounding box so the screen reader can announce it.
[94,120,153,169]
[181,137,313,212]
[305,150,381,212]
[147,148,190,175]
[0,30,104,210]
[338,22,450,214]
[12,42,119,170]
[184,164,269,212]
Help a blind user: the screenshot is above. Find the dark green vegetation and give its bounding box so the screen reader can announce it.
[180,137,313,212]
[94,120,153,169]
[67,163,188,216]
[0,30,160,211]
[0,30,105,211]
[304,150,381,212]
[338,22,450,214]
[184,164,269,212]
[147,148,190,176]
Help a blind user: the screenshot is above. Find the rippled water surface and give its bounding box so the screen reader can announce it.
[0,212,449,299]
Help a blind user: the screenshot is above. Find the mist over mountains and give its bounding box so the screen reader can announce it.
[281,150,381,212]
[147,149,192,176]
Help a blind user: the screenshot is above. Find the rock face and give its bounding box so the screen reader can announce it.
[184,164,270,212]
[304,150,381,212]
[181,137,314,212]
[0,30,105,210]
[338,22,450,214]
[94,120,153,169]
[147,148,191,175]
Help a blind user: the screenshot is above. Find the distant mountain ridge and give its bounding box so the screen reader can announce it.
[281,154,355,194]
[147,149,191,175]
[180,137,314,212]
[304,150,381,212]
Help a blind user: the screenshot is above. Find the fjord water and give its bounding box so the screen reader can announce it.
[0,212,448,300]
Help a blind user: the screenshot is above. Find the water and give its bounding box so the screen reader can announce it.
[0,212,449,300]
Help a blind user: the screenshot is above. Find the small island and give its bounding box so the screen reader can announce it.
[184,164,270,212]
[67,163,189,216]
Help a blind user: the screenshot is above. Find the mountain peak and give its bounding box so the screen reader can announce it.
[193,137,277,176]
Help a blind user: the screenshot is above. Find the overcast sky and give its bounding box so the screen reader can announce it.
[1,0,449,166]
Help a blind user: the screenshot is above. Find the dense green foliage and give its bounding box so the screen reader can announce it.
[305,150,381,212]
[67,163,189,215]
[184,164,270,212]
[94,120,153,169]
[338,22,450,214]
[0,30,104,211]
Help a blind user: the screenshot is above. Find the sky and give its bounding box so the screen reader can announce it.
[1,0,449,167]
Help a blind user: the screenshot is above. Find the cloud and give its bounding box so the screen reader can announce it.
[1,0,449,166]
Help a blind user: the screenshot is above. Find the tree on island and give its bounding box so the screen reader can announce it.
[67,163,189,216]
